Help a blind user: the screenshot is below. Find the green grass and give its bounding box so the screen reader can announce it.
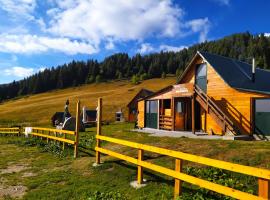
[0,123,270,200]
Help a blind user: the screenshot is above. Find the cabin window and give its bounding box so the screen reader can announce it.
[254,99,270,136]
[176,102,183,113]
[195,63,207,93]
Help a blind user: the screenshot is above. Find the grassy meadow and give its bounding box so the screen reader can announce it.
[0,77,175,127]
[0,123,270,200]
[0,77,270,199]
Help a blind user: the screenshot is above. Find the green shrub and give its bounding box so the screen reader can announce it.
[131,75,140,85]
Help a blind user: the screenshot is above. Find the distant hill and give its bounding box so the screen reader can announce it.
[0,32,270,102]
[0,78,175,126]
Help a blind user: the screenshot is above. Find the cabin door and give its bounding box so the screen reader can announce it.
[195,63,207,93]
[254,99,270,136]
[174,98,185,131]
[145,100,158,129]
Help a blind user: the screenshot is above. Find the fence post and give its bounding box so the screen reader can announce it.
[137,149,144,185]
[258,178,269,199]
[96,98,102,164]
[63,133,66,150]
[74,100,80,158]
[174,159,183,200]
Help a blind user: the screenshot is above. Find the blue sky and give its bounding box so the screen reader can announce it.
[0,0,270,84]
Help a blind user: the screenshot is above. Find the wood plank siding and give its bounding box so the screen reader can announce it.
[180,55,270,135]
[138,100,145,128]
[206,63,269,135]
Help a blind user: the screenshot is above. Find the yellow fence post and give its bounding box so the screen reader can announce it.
[63,133,66,150]
[258,178,270,199]
[174,159,183,199]
[74,100,80,158]
[137,149,144,185]
[96,98,102,164]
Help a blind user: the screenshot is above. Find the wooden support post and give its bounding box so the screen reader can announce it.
[258,178,270,199]
[62,133,66,150]
[137,149,144,185]
[74,100,80,158]
[192,95,195,134]
[171,97,175,131]
[174,159,183,199]
[96,98,102,164]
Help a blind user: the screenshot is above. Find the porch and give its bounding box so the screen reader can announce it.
[145,83,197,132]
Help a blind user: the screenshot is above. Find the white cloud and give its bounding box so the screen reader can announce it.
[4,66,34,78]
[0,0,36,20]
[105,39,115,50]
[47,0,183,45]
[138,43,155,54]
[159,45,187,52]
[0,34,98,55]
[138,43,187,54]
[185,18,211,42]
[264,33,270,37]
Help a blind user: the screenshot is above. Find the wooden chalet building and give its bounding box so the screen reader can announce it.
[127,89,153,122]
[137,51,270,136]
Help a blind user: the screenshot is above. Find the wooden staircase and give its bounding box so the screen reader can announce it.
[159,115,173,130]
[194,85,238,135]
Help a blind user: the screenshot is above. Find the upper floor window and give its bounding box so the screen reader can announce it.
[195,63,207,93]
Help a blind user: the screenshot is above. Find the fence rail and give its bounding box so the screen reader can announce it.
[95,135,270,200]
[0,127,20,135]
[95,97,270,200]
[0,101,81,158]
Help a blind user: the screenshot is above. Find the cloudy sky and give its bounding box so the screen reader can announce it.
[0,0,269,84]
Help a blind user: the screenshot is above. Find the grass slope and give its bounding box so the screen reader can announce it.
[0,77,175,126]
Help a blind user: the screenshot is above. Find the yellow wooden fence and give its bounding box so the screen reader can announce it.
[0,127,20,135]
[0,101,81,158]
[95,98,270,200]
[27,127,78,158]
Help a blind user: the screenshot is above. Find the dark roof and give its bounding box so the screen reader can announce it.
[180,51,270,95]
[127,89,154,106]
[200,51,270,94]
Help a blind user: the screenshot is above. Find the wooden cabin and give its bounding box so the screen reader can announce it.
[127,89,153,122]
[137,51,270,137]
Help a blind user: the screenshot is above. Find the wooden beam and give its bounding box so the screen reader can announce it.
[174,159,183,199]
[171,97,175,131]
[74,100,80,158]
[137,149,144,185]
[192,95,195,134]
[96,98,102,164]
[258,178,270,199]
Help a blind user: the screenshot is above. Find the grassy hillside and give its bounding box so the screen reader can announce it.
[0,77,176,126]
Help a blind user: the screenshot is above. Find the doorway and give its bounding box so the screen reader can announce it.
[145,100,158,129]
[174,98,185,131]
[254,98,270,136]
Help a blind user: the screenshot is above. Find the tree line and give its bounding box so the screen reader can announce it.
[0,32,270,102]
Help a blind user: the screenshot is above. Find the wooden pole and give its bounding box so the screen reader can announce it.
[171,97,175,131]
[137,149,144,185]
[258,178,269,199]
[74,100,80,158]
[96,98,102,164]
[192,95,195,134]
[174,159,183,199]
[62,133,66,150]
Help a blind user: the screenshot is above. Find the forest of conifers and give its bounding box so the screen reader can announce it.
[0,32,270,102]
